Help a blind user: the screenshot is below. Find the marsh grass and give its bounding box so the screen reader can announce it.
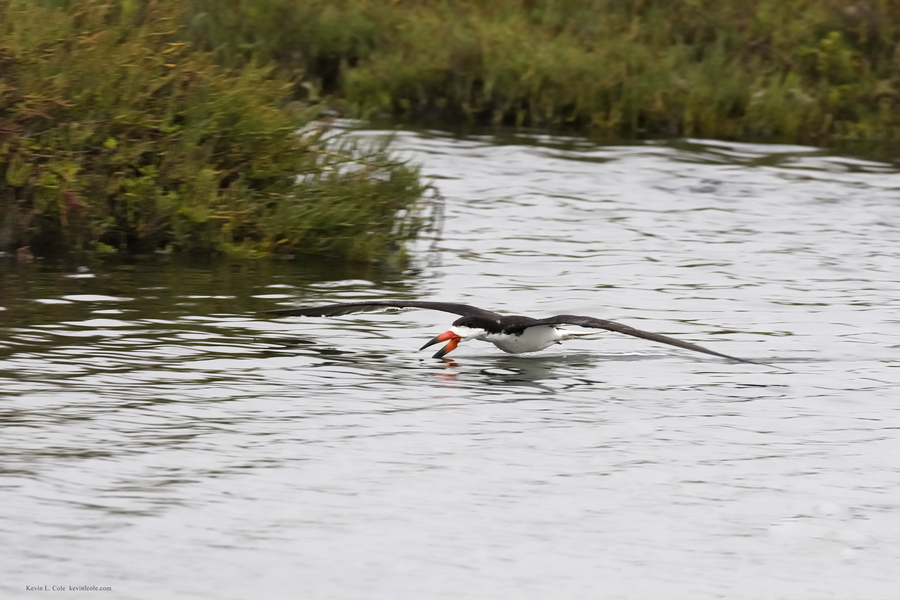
[187,0,900,141]
[0,0,428,260]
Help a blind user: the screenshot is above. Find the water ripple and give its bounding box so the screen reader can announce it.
[2,132,899,599]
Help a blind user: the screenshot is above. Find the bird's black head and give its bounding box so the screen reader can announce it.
[453,314,537,335]
[452,315,502,333]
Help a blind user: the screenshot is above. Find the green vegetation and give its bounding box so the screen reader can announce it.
[1,0,429,260]
[187,0,900,141]
[4,0,898,258]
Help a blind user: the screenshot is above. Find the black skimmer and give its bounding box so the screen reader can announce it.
[267,300,771,366]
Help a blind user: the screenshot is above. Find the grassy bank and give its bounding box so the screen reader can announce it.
[0,0,430,260]
[187,0,900,141]
[4,1,894,259]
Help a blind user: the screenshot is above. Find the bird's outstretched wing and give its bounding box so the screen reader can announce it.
[266,300,502,320]
[526,314,768,366]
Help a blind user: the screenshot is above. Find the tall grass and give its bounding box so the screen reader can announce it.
[187,0,900,141]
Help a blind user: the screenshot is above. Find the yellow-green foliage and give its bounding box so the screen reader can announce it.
[0,0,427,260]
[187,0,900,141]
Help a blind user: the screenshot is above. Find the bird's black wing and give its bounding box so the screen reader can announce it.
[266,300,502,320]
[526,314,768,366]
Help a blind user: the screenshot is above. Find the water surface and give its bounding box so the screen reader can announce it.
[2,131,899,599]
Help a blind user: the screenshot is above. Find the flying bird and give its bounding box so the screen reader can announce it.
[266,300,771,366]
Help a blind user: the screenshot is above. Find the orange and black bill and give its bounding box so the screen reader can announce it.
[420,331,462,359]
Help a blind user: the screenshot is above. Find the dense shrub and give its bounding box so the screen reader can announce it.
[0,0,429,260]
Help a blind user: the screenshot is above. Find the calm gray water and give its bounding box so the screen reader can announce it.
[2,131,899,599]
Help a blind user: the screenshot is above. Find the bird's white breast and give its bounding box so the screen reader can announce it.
[453,324,564,354]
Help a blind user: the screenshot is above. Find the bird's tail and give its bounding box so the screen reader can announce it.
[560,330,602,341]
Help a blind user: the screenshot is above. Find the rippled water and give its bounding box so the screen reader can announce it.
[2,131,899,599]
